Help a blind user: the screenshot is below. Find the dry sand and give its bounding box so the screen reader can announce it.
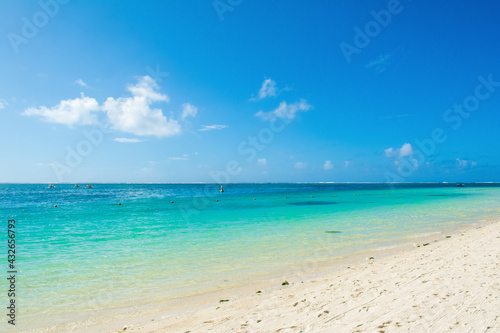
[105,220,500,333]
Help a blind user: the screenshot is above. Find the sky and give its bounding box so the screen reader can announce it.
[1,0,499,183]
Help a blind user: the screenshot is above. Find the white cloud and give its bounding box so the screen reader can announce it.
[412,158,419,170]
[74,79,88,88]
[384,147,395,157]
[102,76,180,137]
[294,161,307,169]
[366,54,391,73]
[254,78,277,100]
[127,76,169,102]
[22,93,100,126]
[255,99,311,121]
[323,160,334,170]
[399,143,413,157]
[181,103,197,120]
[0,98,7,109]
[114,138,144,143]
[385,143,413,158]
[199,124,228,131]
[457,158,468,168]
[366,54,391,69]
[457,158,476,169]
[257,158,267,166]
[170,156,189,160]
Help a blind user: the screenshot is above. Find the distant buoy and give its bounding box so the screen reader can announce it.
[311,196,314,198]
[118,203,122,206]
[170,201,174,203]
[216,199,219,202]
[334,195,337,197]
[253,198,256,200]
[220,186,224,193]
[285,197,287,199]
[53,205,58,207]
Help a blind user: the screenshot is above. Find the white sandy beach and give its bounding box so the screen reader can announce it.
[55,219,498,333]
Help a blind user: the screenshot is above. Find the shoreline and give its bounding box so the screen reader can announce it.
[22,216,499,332]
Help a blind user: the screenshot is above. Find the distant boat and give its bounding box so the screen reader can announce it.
[456,183,465,187]
[48,184,55,188]
[87,185,93,188]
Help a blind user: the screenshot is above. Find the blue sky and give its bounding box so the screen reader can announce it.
[1,0,499,183]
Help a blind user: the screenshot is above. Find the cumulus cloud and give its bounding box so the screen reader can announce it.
[0,98,7,109]
[399,143,413,157]
[251,78,277,101]
[74,79,88,88]
[294,161,307,169]
[22,93,100,126]
[114,138,144,143]
[385,143,419,172]
[199,124,228,131]
[181,103,197,120]
[323,160,334,170]
[23,76,192,138]
[102,76,180,137]
[255,99,311,121]
[257,158,267,166]
[384,147,395,157]
[385,143,413,157]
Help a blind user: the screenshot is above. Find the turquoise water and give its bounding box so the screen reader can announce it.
[1,183,499,329]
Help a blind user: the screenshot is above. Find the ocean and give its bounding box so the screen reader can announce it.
[1,183,499,330]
